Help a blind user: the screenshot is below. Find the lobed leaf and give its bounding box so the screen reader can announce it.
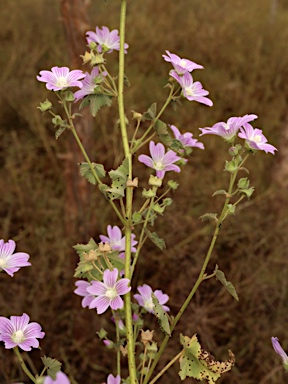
[41,356,61,380]
[79,162,106,185]
[179,334,235,383]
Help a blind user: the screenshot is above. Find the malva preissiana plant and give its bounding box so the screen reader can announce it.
[0,2,280,384]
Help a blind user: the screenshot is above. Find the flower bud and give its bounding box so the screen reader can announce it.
[149,175,162,187]
[37,99,52,112]
[229,146,239,156]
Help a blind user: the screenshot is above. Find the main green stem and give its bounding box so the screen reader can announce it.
[143,158,246,384]
[118,1,137,383]
[14,347,36,383]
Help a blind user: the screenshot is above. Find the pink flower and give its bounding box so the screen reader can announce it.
[0,239,31,277]
[271,337,288,370]
[74,67,107,102]
[0,313,45,351]
[163,51,203,75]
[37,67,85,91]
[199,114,258,141]
[138,141,181,179]
[74,280,94,308]
[171,72,213,106]
[87,269,131,314]
[86,26,128,54]
[170,125,204,150]
[104,374,121,384]
[99,225,138,259]
[134,284,170,314]
[44,371,70,384]
[238,123,277,154]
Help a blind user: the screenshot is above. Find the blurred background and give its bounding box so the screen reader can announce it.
[1,0,288,383]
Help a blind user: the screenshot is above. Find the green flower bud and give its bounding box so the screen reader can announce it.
[167,180,179,190]
[37,99,52,112]
[149,175,162,187]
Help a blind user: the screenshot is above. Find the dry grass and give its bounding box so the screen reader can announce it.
[1,0,288,383]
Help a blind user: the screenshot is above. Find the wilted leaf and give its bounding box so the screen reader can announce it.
[145,229,166,250]
[179,334,235,383]
[199,213,218,222]
[215,265,239,301]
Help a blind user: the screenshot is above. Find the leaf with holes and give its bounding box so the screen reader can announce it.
[107,157,129,200]
[179,334,235,383]
[152,294,171,336]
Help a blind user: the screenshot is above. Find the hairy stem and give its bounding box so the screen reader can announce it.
[118,1,138,383]
[143,155,248,384]
[13,347,36,383]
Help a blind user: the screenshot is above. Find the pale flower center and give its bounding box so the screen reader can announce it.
[185,87,194,97]
[253,134,262,143]
[145,298,155,311]
[12,330,25,343]
[0,257,7,267]
[223,123,230,131]
[106,287,118,299]
[179,59,187,68]
[154,161,164,170]
[56,76,68,87]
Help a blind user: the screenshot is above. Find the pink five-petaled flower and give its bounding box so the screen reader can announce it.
[199,114,258,142]
[134,284,170,314]
[86,26,129,54]
[238,123,277,154]
[138,141,181,179]
[99,225,138,259]
[162,51,203,75]
[0,239,31,277]
[74,280,94,308]
[103,374,121,384]
[87,268,131,314]
[0,313,45,351]
[170,125,204,150]
[171,72,213,106]
[37,67,85,91]
[271,337,288,370]
[44,371,71,384]
[74,67,107,102]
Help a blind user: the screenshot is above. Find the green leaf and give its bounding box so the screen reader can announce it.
[107,157,129,200]
[145,229,166,250]
[152,203,165,214]
[73,238,98,257]
[215,265,239,301]
[41,356,61,380]
[55,125,67,139]
[79,162,106,185]
[80,94,113,117]
[152,294,171,336]
[142,103,157,120]
[179,334,235,383]
[132,211,142,223]
[226,204,236,215]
